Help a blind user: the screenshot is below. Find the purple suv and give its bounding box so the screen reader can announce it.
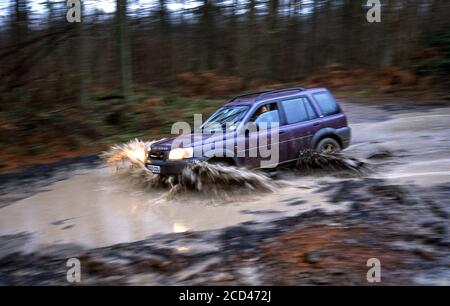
[145,87,351,175]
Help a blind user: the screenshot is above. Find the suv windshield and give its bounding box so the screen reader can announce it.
[197,105,249,132]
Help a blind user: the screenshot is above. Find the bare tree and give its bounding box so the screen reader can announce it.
[116,0,132,100]
[78,1,90,107]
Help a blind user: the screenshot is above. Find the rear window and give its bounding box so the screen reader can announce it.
[313,92,340,116]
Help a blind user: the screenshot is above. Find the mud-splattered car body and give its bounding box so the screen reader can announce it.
[146,87,351,175]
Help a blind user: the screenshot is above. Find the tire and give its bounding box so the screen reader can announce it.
[315,137,341,153]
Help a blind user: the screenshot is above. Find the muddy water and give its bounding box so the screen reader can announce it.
[0,167,335,250]
[347,107,450,186]
[1,103,450,251]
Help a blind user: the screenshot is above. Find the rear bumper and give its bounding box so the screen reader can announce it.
[336,126,351,149]
[145,157,207,175]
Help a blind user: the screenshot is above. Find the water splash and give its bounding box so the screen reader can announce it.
[101,138,158,168]
[294,150,369,174]
[181,161,275,193]
[101,140,368,199]
[101,139,276,197]
[101,138,174,188]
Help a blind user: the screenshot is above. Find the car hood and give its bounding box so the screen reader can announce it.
[150,133,233,151]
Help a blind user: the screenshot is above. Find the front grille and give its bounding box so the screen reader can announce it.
[148,150,167,160]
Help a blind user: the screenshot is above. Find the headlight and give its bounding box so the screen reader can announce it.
[168,147,193,160]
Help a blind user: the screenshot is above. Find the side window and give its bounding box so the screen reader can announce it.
[313,92,340,116]
[250,103,280,125]
[281,97,311,124]
[255,110,279,125]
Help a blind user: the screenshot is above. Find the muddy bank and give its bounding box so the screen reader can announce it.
[0,178,448,285]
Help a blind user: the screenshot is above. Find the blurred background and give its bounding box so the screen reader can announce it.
[1,1,450,286]
[0,0,449,172]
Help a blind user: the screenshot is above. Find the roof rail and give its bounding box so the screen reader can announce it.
[256,87,305,101]
[230,87,305,103]
[229,90,272,102]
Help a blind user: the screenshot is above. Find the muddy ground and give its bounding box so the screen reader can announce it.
[0,100,449,285]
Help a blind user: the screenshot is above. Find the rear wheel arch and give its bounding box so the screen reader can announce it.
[311,129,343,150]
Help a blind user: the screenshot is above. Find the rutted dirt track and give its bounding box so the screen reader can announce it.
[0,101,449,285]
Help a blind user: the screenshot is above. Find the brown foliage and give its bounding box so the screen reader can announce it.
[177,71,244,96]
[297,63,437,94]
[411,47,443,62]
[383,66,417,86]
[302,65,361,89]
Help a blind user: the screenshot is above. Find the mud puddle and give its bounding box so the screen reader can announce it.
[1,102,450,256]
[0,165,341,251]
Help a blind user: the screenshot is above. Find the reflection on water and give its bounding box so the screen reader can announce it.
[131,204,139,215]
[173,222,188,233]
[176,246,190,253]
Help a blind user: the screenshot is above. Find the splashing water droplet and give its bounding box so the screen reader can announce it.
[101,139,277,197]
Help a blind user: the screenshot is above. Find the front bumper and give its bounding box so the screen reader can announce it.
[145,157,207,175]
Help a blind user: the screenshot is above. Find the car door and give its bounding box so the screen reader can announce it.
[279,96,319,161]
[301,97,321,148]
[240,103,289,169]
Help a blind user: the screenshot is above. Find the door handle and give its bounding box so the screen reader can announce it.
[279,130,286,134]
[313,122,321,127]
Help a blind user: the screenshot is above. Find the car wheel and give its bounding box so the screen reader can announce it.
[316,138,341,153]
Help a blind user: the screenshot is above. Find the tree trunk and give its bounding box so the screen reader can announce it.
[78,1,90,108]
[197,0,216,70]
[267,0,280,80]
[243,0,258,80]
[116,0,132,101]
